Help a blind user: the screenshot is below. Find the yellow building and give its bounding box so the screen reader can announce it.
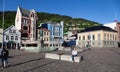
[77,26,118,48]
[37,28,50,47]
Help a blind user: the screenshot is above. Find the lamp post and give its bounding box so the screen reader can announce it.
[2,0,5,48]
[39,30,44,48]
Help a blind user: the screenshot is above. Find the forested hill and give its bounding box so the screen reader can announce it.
[0,11,102,32]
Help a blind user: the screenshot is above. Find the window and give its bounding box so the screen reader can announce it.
[93,35,95,40]
[98,33,101,40]
[25,20,28,24]
[21,33,28,37]
[115,35,117,40]
[107,34,109,40]
[23,26,28,30]
[47,37,49,41]
[24,19,26,24]
[13,30,16,33]
[83,36,85,40]
[11,36,14,40]
[47,32,48,35]
[15,36,18,40]
[98,43,100,45]
[88,35,90,40]
[44,32,46,35]
[6,36,9,40]
[113,35,114,40]
[79,36,81,40]
[9,30,12,33]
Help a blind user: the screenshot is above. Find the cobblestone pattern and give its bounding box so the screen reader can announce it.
[0,47,120,72]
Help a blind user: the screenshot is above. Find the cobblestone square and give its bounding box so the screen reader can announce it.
[0,47,120,72]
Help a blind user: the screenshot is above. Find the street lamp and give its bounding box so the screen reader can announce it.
[39,30,44,48]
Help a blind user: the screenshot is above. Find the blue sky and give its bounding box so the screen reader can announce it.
[0,0,120,24]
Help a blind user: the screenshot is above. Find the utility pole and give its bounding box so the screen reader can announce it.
[2,0,5,48]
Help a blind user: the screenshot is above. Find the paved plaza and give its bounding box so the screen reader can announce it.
[0,47,120,72]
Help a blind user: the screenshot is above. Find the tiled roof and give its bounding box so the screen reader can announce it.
[19,7,30,17]
[80,26,117,33]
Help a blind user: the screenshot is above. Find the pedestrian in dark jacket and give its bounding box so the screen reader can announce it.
[1,46,9,69]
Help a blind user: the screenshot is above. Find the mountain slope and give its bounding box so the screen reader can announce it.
[0,11,102,32]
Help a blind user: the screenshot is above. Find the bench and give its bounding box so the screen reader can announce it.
[45,53,59,60]
[45,53,83,62]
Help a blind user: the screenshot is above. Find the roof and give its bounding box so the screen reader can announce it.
[38,28,50,32]
[80,26,117,33]
[4,25,21,33]
[19,7,30,17]
[39,23,48,29]
[4,25,14,33]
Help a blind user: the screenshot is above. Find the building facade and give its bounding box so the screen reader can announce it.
[15,6,38,45]
[37,28,50,47]
[3,25,21,49]
[0,29,3,47]
[40,21,64,48]
[77,26,118,48]
[104,22,120,42]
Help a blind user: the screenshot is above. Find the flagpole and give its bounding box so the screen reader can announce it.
[2,0,5,48]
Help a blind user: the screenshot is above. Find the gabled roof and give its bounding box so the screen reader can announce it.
[4,25,14,33]
[4,25,21,34]
[80,26,117,33]
[19,7,30,17]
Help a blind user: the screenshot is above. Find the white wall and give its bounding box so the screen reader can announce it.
[4,26,21,43]
[15,6,22,30]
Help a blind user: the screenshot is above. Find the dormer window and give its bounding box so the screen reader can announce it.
[13,30,16,33]
[9,30,12,33]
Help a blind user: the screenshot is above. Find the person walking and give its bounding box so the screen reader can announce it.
[1,46,9,69]
[71,48,78,62]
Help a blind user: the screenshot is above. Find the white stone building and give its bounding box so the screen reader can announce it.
[4,25,21,49]
[104,22,120,47]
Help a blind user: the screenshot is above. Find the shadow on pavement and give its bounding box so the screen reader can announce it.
[9,57,45,67]
[24,60,58,72]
